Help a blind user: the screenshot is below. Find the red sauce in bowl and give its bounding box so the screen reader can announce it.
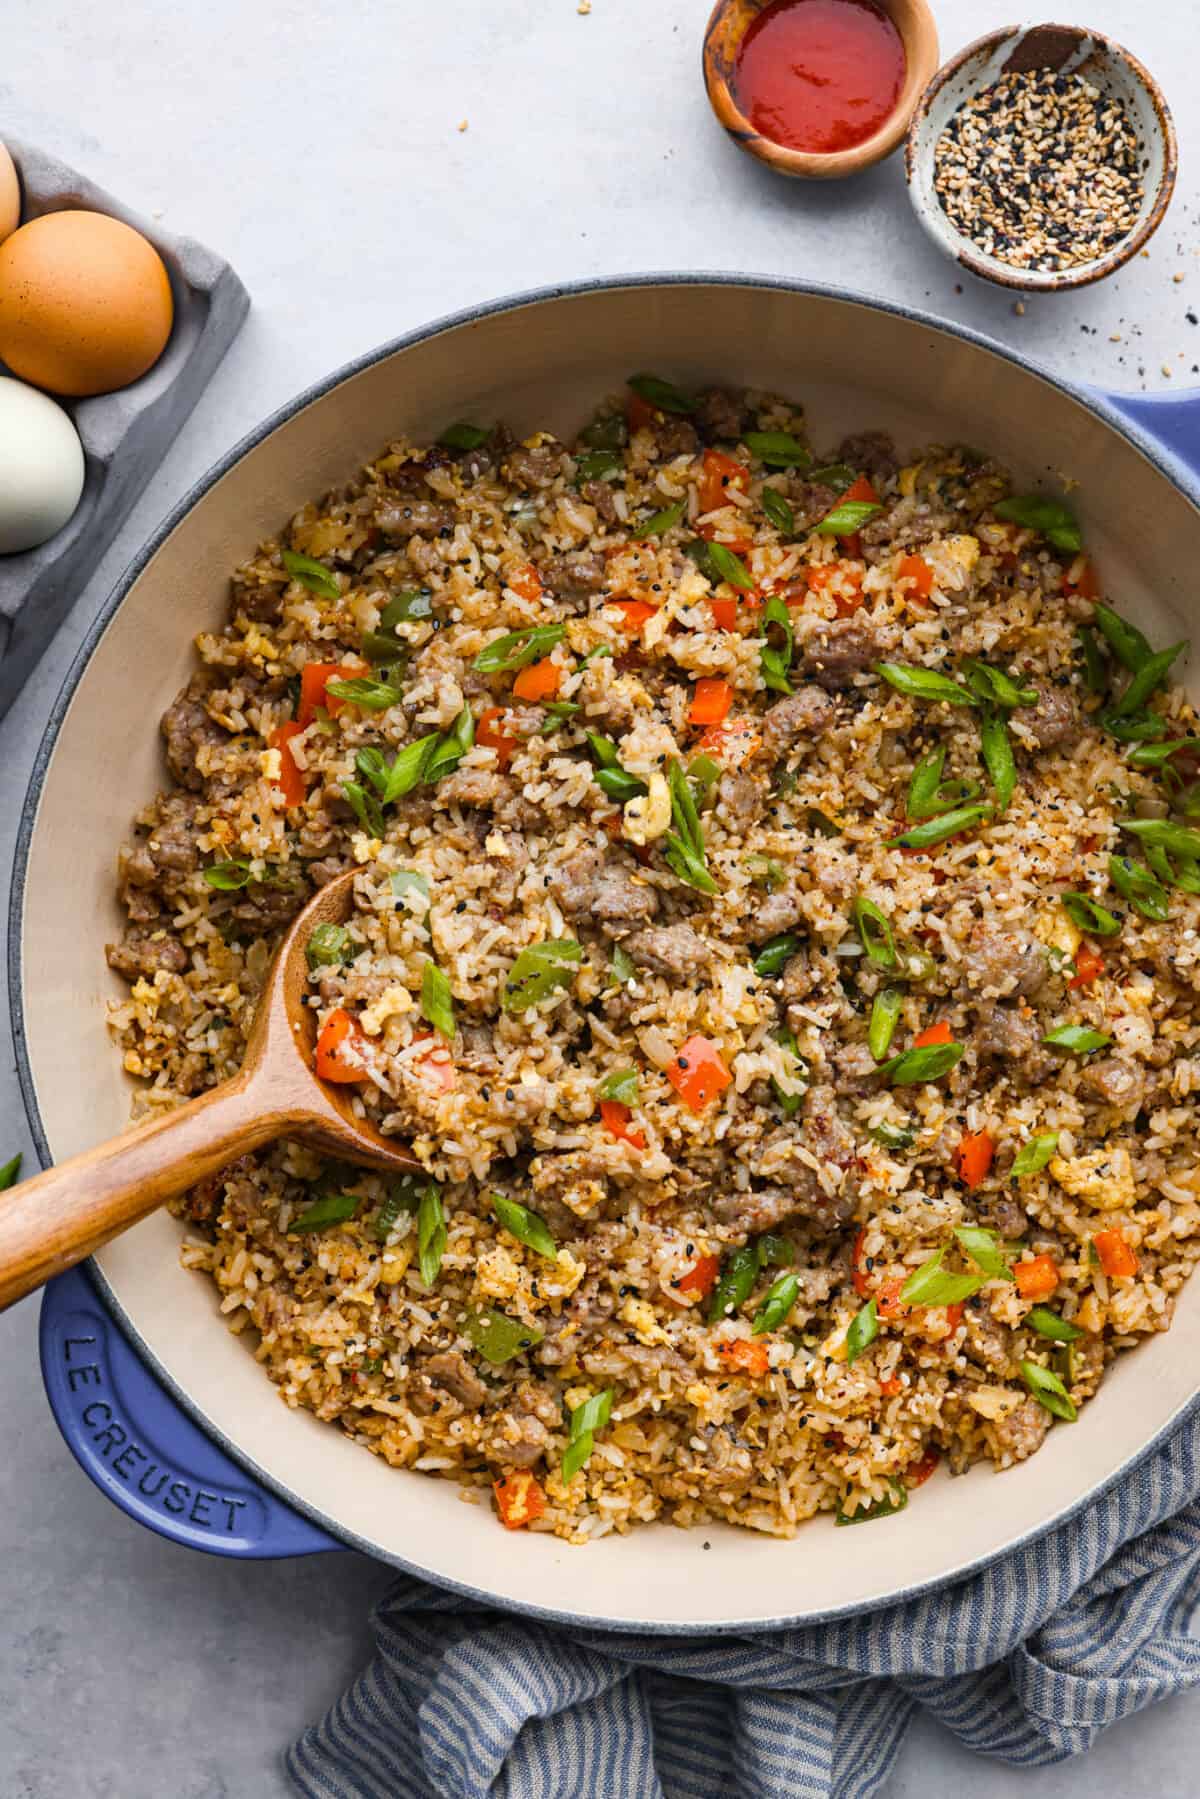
[733,0,906,155]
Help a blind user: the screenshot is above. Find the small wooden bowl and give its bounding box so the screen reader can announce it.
[703,0,940,180]
[905,24,1178,292]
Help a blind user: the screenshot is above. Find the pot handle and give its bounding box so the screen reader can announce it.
[1095,386,1200,481]
[39,1265,339,1559]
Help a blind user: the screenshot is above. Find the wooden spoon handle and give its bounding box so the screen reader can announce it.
[0,1074,282,1310]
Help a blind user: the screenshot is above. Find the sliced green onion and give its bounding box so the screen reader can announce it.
[0,1153,21,1191]
[887,804,993,850]
[770,1026,807,1119]
[438,421,490,450]
[761,487,796,534]
[595,765,648,803]
[1121,817,1200,861]
[1020,1357,1077,1422]
[281,548,340,599]
[1111,642,1185,718]
[756,1233,795,1268]
[341,780,384,839]
[325,675,405,711]
[465,1307,544,1365]
[608,944,635,987]
[628,372,695,414]
[1101,711,1168,744]
[1027,1306,1084,1343]
[753,932,800,978]
[817,498,881,537]
[203,859,254,891]
[879,1042,964,1085]
[907,746,980,820]
[745,854,785,891]
[744,431,811,468]
[502,939,583,1011]
[868,1121,915,1150]
[1108,854,1170,921]
[1042,1024,1111,1055]
[391,867,430,906]
[1060,893,1121,936]
[580,412,627,451]
[687,753,721,805]
[1010,1133,1060,1179]
[423,707,475,783]
[540,702,582,734]
[375,1175,423,1242]
[417,1184,447,1287]
[953,1225,1014,1282]
[836,1481,908,1526]
[961,660,1037,709]
[852,895,897,969]
[576,448,622,482]
[899,1249,984,1308]
[752,1272,799,1335]
[420,962,455,1039]
[306,923,352,971]
[473,624,566,674]
[809,463,856,491]
[1127,736,1200,767]
[708,1246,758,1322]
[707,541,755,591]
[664,759,717,894]
[289,1192,359,1234]
[632,498,687,540]
[980,712,1016,814]
[491,1193,557,1259]
[845,1298,879,1366]
[380,588,433,627]
[869,987,903,1062]
[598,1067,639,1105]
[1076,626,1108,694]
[1093,603,1153,673]
[562,1387,614,1481]
[381,732,440,804]
[874,662,974,706]
[993,494,1081,554]
[760,594,794,696]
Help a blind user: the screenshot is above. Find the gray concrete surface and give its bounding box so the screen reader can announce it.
[2,1,1200,1792]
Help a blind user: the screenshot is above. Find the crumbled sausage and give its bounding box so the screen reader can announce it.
[693,387,753,444]
[375,497,455,540]
[760,686,836,758]
[835,430,897,485]
[1022,685,1081,751]
[621,924,710,978]
[423,1350,488,1408]
[106,932,188,981]
[502,442,563,490]
[581,479,619,525]
[1081,1056,1146,1112]
[160,677,228,792]
[797,620,882,690]
[963,923,1048,999]
[538,549,608,596]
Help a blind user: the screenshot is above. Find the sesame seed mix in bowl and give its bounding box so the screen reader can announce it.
[933,69,1145,273]
[106,376,1200,1540]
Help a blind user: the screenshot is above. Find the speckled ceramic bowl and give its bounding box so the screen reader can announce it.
[905,23,1177,292]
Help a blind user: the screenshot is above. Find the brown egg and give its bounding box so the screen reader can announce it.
[0,143,18,245]
[0,209,173,397]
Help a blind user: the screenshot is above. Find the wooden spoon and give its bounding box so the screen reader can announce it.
[0,869,418,1309]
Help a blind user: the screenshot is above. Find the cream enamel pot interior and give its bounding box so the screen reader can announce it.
[15,277,1200,1631]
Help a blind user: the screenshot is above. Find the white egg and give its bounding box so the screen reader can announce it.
[0,375,85,553]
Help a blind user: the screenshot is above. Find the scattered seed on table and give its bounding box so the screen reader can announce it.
[933,68,1146,273]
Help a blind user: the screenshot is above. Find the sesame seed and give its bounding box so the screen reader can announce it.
[932,69,1145,274]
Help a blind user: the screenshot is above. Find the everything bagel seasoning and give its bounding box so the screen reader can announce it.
[933,68,1145,273]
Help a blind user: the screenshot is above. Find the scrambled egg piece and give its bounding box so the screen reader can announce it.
[1050,1145,1135,1213]
[377,1242,414,1284]
[898,462,923,497]
[624,770,671,845]
[1037,904,1080,961]
[358,984,415,1036]
[619,1297,671,1347]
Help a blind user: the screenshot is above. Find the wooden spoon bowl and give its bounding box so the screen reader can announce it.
[0,869,417,1308]
[703,0,940,180]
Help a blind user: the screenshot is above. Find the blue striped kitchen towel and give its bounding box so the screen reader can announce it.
[287,1411,1200,1798]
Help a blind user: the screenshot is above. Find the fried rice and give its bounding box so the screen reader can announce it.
[105,377,1200,1542]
